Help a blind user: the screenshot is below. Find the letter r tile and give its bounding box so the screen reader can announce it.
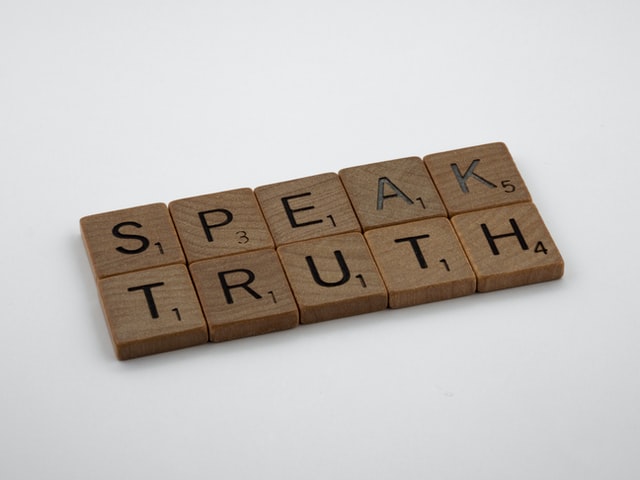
[339,156,446,231]
[169,188,274,264]
[365,218,476,308]
[451,203,564,292]
[424,142,531,216]
[97,264,208,360]
[80,203,185,279]
[189,249,299,342]
[277,232,388,324]
[254,173,361,246]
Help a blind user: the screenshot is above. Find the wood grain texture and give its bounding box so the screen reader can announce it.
[254,173,361,246]
[169,188,274,264]
[339,156,446,231]
[189,249,299,342]
[277,233,387,324]
[81,203,185,279]
[97,264,208,360]
[451,202,564,292]
[81,142,566,359]
[424,142,531,216]
[365,218,476,308]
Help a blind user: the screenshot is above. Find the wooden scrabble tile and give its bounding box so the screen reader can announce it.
[424,142,531,216]
[189,249,299,342]
[81,203,185,279]
[364,218,476,308]
[451,203,564,292]
[169,188,274,264]
[254,173,361,246]
[277,232,387,324]
[97,264,208,360]
[339,156,447,231]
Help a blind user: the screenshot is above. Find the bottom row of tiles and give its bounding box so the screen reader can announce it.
[97,202,564,360]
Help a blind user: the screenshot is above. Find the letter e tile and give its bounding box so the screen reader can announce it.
[255,173,361,246]
[189,249,299,342]
[277,233,388,324]
[339,157,446,230]
[81,203,185,279]
[365,218,476,308]
[424,143,531,216]
[451,203,564,292]
[97,264,208,360]
[169,188,274,264]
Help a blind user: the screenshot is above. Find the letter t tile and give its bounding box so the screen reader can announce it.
[365,218,476,308]
[97,264,208,360]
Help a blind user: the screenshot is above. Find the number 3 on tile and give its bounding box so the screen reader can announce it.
[236,231,249,244]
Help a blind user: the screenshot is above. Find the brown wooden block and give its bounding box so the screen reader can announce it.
[364,218,476,308]
[169,188,274,264]
[189,249,298,342]
[80,203,185,279]
[97,264,208,360]
[339,156,447,231]
[277,232,387,324]
[451,203,564,292]
[423,142,531,216]
[254,173,361,246]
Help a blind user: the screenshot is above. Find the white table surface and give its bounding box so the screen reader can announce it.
[2,1,639,478]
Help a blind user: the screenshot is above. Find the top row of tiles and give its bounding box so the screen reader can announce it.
[81,142,532,276]
[254,142,530,244]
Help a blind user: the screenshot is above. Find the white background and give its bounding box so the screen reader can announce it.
[2,1,639,478]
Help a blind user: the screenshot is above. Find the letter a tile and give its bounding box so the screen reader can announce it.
[339,157,446,231]
[451,203,564,292]
[365,218,476,308]
[424,142,531,216]
[255,173,361,246]
[98,264,208,360]
[189,249,299,342]
[81,203,185,279]
[277,233,388,324]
